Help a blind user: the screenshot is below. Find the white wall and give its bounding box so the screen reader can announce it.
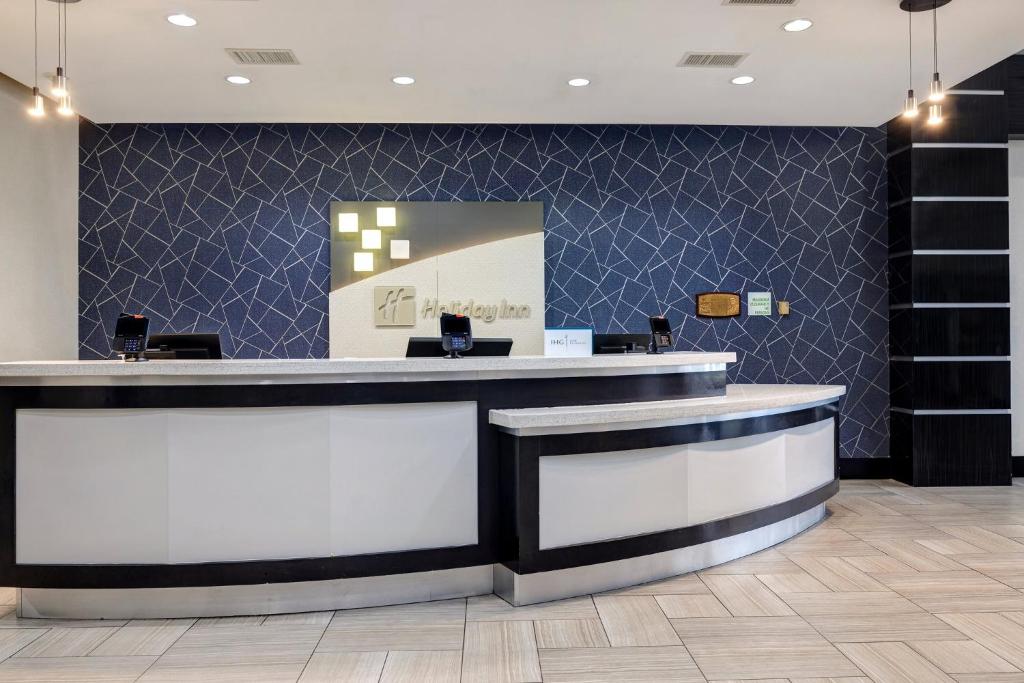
[1011,141,1024,456]
[0,74,78,361]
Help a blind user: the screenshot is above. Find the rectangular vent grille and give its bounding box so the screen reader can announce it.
[677,52,748,68]
[226,48,300,65]
[722,0,797,5]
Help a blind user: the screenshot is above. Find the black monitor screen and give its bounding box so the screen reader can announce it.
[440,313,472,336]
[114,314,149,338]
[650,316,671,334]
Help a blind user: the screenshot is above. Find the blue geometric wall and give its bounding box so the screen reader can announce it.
[79,122,888,458]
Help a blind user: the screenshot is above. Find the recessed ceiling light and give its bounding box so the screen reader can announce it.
[225,75,251,85]
[567,78,590,87]
[392,75,415,86]
[730,75,755,85]
[782,18,813,32]
[166,13,197,27]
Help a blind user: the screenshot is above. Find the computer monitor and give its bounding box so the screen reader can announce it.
[405,337,513,358]
[593,333,650,354]
[147,333,223,360]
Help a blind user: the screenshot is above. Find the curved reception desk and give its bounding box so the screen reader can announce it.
[0,354,842,618]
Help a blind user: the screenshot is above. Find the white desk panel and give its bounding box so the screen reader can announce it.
[167,408,332,563]
[784,419,836,497]
[16,410,170,564]
[328,402,478,555]
[686,431,786,525]
[538,447,687,550]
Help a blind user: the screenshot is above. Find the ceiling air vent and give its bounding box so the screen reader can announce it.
[226,48,300,66]
[722,0,797,5]
[677,52,748,68]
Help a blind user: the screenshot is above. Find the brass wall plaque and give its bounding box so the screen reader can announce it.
[696,292,741,318]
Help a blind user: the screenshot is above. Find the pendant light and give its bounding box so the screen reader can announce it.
[50,0,65,96]
[55,0,73,116]
[927,0,944,129]
[901,9,917,118]
[27,0,45,117]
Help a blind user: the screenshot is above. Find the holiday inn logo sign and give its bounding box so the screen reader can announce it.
[373,286,531,327]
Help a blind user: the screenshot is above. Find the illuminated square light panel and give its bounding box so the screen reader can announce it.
[362,229,382,249]
[376,207,396,227]
[337,212,359,233]
[353,252,374,272]
[390,239,410,260]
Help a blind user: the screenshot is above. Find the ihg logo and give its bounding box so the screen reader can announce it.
[373,286,417,326]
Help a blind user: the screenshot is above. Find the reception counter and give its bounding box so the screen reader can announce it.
[0,354,842,618]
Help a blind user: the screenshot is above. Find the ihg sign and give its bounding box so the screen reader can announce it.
[373,286,531,327]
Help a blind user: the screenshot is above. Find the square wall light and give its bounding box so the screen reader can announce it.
[362,229,383,250]
[353,252,374,272]
[376,207,396,227]
[338,212,359,233]
[390,239,410,260]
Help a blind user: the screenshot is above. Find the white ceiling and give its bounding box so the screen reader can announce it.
[0,0,1020,126]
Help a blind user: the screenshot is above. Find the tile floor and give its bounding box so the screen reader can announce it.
[0,479,1021,681]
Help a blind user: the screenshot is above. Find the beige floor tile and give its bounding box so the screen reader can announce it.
[908,640,1019,674]
[143,624,324,682]
[788,678,873,683]
[89,619,194,657]
[15,627,118,658]
[0,629,47,661]
[319,599,465,652]
[539,646,703,682]
[778,528,883,556]
[263,611,335,626]
[298,652,387,683]
[380,651,461,683]
[843,554,916,573]
[953,674,1024,682]
[533,619,609,648]
[866,540,967,572]
[938,613,1024,669]
[805,613,969,643]
[0,591,14,608]
[672,616,862,680]
[600,572,709,595]
[593,595,681,646]
[781,591,922,616]
[912,593,1024,613]
[984,525,1024,539]
[788,555,887,591]
[654,594,730,618]
[755,571,831,594]
[699,548,803,575]
[939,526,1024,553]
[950,553,1024,588]
[837,641,953,682]
[872,570,1018,598]
[916,538,987,555]
[191,615,266,628]
[462,620,540,683]
[701,575,794,616]
[0,656,157,682]
[467,594,596,621]
[834,495,904,516]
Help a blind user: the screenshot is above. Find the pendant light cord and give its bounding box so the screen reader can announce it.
[32,0,38,89]
[907,10,913,88]
[932,1,938,73]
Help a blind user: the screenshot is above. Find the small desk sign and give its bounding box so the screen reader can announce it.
[544,328,593,357]
[747,291,772,316]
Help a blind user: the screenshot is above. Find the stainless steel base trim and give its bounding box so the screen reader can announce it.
[18,565,494,620]
[495,505,825,606]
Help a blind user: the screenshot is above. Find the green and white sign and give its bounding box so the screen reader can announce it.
[747,291,772,316]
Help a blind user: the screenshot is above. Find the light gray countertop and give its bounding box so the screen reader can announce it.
[489,383,846,435]
[0,352,735,386]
